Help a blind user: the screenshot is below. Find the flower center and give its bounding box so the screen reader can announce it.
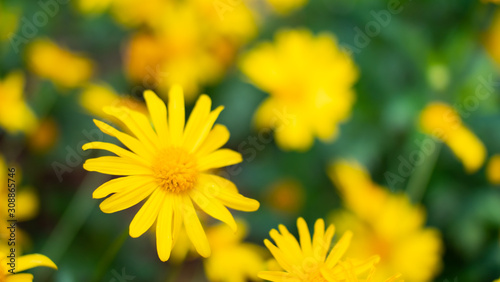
[152,147,198,193]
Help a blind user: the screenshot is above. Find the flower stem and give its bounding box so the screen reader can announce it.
[91,228,129,282]
[406,142,442,203]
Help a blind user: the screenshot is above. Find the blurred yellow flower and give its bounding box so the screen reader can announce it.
[265,179,305,214]
[205,220,267,282]
[265,0,308,15]
[79,83,148,121]
[124,0,257,102]
[259,217,397,281]
[240,29,358,151]
[487,155,500,185]
[419,102,486,173]
[328,160,443,282]
[26,39,93,89]
[0,71,38,134]
[484,10,500,65]
[0,252,56,281]
[83,86,259,261]
[28,118,59,153]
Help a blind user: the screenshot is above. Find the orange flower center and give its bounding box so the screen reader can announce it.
[152,147,198,193]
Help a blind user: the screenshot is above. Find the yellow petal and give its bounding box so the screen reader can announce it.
[195,124,230,157]
[144,90,169,147]
[6,273,34,282]
[93,176,147,199]
[181,196,211,257]
[83,156,152,176]
[82,141,148,166]
[198,174,259,211]
[186,106,224,153]
[198,149,242,171]
[156,195,174,261]
[168,85,185,146]
[99,181,157,213]
[297,217,313,257]
[182,94,211,150]
[93,119,154,160]
[129,188,165,238]
[325,230,352,268]
[190,188,237,231]
[104,106,159,150]
[263,239,293,273]
[16,254,57,272]
[258,271,300,282]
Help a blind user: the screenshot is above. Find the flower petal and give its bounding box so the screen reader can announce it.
[182,94,211,150]
[16,254,57,272]
[83,156,152,176]
[297,217,313,257]
[93,176,150,199]
[6,274,34,282]
[156,195,174,261]
[198,174,259,212]
[186,105,224,153]
[82,141,148,166]
[144,90,169,147]
[258,271,300,282]
[195,124,230,157]
[129,188,165,238]
[180,196,211,257]
[325,230,352,268]
[99,180,157,213]
[93,119,154,160]
[104,106,159,150]
[168,85,185,146]
[197,149,242,171]
[190,188,237,231]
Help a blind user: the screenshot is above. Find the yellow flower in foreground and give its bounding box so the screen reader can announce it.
[419,102,486,173]
[485,11,500,65]
[0,71,37,134]
[329,161,443,282]
[27,39,93,89]
[265,0,308,15]
[83,86,259,261]
[240,29,358,151]
[259,217,397,282]
[205,220,266,282]
[487,155,500,185]
[0,252,57,281]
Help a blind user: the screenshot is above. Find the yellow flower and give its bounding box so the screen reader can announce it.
[83,86,259,261]
[419,102,486,173]
[259,217,392,281]
[0,252,57,281]
[328,160,443,282]
[204,220,267,282]
[26,39,93,89]
[0,71,38,134]
[124,0,256,102]
[484,10,500,65]
[487,155,500,185]
[28,118,59,153]
[79,83,148,121]
[265,0,308,15]
[240,29,358,151]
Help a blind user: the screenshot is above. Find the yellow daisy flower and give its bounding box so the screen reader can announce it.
[240,29,358,151]
[419,102,486,173]
[26,39,94,89]
[0,253,57,282]
[204,220,267,282]
[0,71,38,134]
[82,86,260,261]
[329,160,443,281]
[259,217,396,282]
